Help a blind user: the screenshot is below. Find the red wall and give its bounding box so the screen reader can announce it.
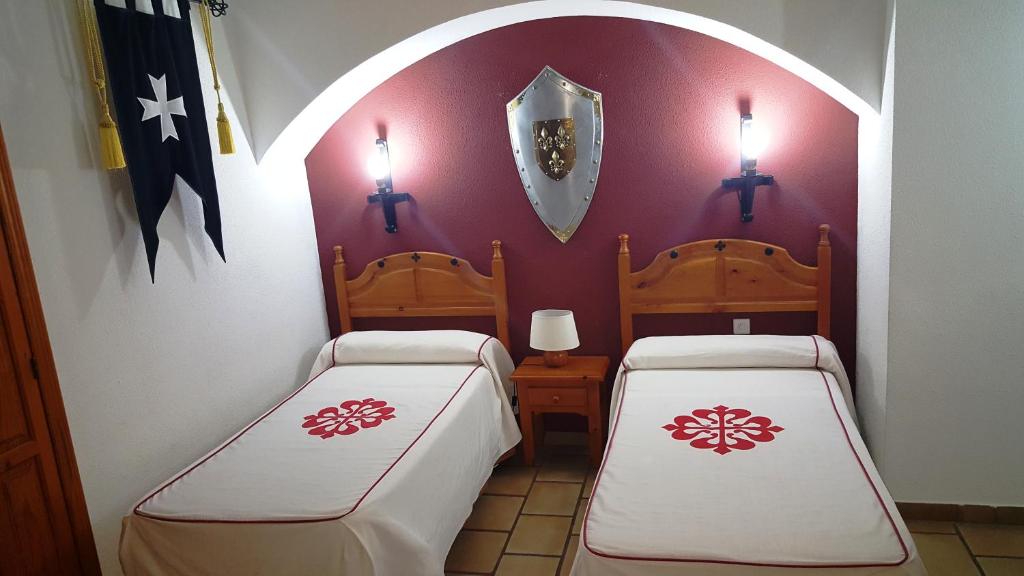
[305,17,858,380]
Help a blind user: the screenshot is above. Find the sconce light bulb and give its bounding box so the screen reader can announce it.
[740,115,767,169]
[742,128,762,160]
[367,152,389,182]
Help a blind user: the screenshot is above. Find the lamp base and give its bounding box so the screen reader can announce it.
[543,350,569,367]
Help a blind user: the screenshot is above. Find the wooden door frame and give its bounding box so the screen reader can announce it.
[0,125,101,574]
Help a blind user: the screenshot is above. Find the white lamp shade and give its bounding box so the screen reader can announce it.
[530,309,580,351]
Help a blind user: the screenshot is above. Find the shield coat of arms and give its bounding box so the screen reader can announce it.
[507,67,603,243]
[533,118,575,181]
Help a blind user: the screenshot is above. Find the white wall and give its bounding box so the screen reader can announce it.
[856,13,895,467]
[884,0,1024,505]
[224,0,887,158]
[0,3,328,574]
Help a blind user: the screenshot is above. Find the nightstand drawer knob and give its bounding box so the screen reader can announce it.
[552,395,560,402]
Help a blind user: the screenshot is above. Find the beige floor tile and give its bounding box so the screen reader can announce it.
[561,535,580,576]
[960,524,1024,557]
[484,465,537,496]
[914,534,980,576]
[572,499,586,535]
[523,482,582,515]
[537,455,588,482]
[977,557,1024,576]
[495,554,560,576]
[506,515,572,555]
[582,470,595,498]
[907,520,958,534]
[444,530,507,574]
[464,495,524,531]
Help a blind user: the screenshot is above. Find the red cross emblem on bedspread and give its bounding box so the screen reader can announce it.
[302,398,396,439]
[662,405,783,455]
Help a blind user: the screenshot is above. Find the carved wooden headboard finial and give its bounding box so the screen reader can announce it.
[818,224,831,246]
[816,225,832,338]
[490,240,510,349]
[333,246,352,333]
[617,233,634,354]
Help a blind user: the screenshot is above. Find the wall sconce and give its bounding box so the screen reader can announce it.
[366,138,411,233]
[722,114,774,222]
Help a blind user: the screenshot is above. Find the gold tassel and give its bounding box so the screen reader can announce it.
[99,109,127,169]
[78,0,126,170]
[200,1,234,155]
[216,102,234,154]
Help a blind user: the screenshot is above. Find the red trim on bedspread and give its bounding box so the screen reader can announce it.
[133,338,342,520]
[133,346,485,525]
[476,336,495,363]
[818,367,910,564]
[345,364,483,519]
[582,367,910,568]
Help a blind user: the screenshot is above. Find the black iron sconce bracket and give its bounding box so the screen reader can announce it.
[722,172,774,222]
[367,190,411,234]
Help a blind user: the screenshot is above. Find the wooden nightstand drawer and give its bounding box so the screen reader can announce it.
[528,387,586,407]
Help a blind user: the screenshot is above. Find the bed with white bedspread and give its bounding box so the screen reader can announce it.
[119,330,520,575]
[571,335,925,575]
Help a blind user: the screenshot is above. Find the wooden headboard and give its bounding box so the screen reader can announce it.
[333,241,511,350]
[617,225,832,355]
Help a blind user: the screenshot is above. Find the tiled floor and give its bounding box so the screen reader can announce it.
[445,433,593,576]
[447,432,1024,575]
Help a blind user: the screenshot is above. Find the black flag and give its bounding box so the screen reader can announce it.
[94,0,225,280]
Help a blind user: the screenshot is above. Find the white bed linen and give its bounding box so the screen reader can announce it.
[573,335,925,576]
[120,331,520,576]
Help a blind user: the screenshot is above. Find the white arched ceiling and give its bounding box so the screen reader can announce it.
[259,0,877,168]
[224,0,887,160]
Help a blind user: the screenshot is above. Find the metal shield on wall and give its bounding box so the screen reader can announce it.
[507,67,603,243]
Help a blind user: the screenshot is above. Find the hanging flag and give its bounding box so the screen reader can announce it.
[93,0,225,281]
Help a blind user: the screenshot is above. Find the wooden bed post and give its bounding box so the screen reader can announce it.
[617,234,633,357]
[491,240,511,350]
[816,225,832,339]
[333,246,353,335]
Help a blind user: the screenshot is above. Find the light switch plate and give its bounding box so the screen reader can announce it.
[733,318,751,335]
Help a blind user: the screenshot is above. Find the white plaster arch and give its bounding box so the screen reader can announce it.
[260,0,877,169]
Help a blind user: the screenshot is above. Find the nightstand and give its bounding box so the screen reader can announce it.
[511,355,610,466]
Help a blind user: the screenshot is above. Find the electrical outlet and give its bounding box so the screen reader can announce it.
[733,318,751,335]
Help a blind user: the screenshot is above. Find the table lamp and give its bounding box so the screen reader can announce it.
[530,309,580,367]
